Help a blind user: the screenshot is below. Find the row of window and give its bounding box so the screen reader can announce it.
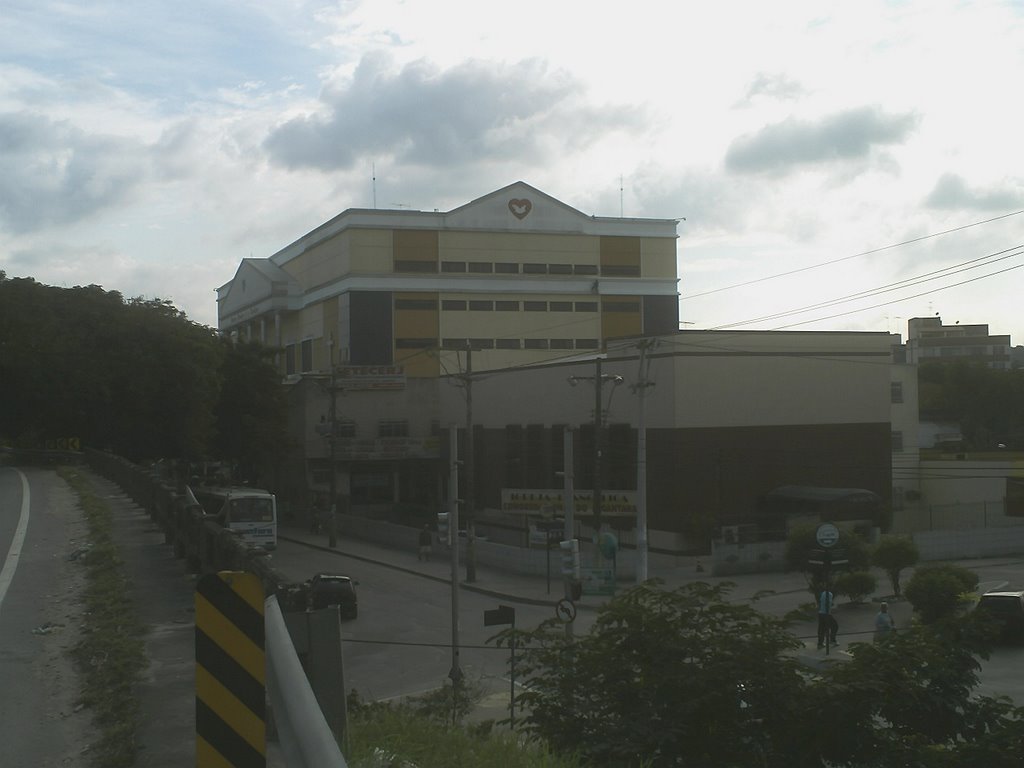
[396,337,601,350]
[395,298,639,313]
[395,260,641,277]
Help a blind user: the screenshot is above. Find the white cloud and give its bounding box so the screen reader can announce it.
[1,0,1023,340]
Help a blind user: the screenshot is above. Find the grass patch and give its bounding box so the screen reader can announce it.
[345,699,582,768]
[60,467,147,768]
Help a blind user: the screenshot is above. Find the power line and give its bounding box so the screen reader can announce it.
[681,209,1024,300]
[710,244,1024,331]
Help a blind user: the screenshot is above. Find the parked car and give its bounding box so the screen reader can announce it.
[307,573,358,619]
[975,590,1024,642]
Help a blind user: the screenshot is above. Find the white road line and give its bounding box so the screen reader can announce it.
[0,469,31,616]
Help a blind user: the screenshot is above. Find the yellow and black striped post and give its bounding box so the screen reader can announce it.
[196,571,266,767]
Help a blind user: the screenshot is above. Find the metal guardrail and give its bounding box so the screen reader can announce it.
[80,449,347,766]
[266,596,348,767]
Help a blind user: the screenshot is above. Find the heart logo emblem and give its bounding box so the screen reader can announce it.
[508,198,532,219]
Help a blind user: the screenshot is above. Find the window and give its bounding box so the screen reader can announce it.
[496,338,521,349]
[495,263,519,274]
[469,338,495,349]
[549,301,573,312]
[335,419,356,438]
[441,261,467,273]
[549,264,573,275]
[524,301,547,312]
[523,263,547,274]
[524,338,549,349]
[379,419,409,437]
[442,338,469,350]
[469,300,494,311]
[575,301,598,312]
[285,344,296,375]
[495,300,519,311]
[891,431,904,452]
[890,381,904,404]
[395,298,436,310]
[442,300,467,311]
[468,262,493,273]
[301,339,313,372]
[574,264,598,275]
[576,338,599,349]
[550,339,574,349]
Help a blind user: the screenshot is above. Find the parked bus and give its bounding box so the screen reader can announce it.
[191,485,278,551]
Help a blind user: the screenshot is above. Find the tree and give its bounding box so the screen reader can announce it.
[904,562,978,624]
[833,570,877,604]
[872,535,919,596]
[509,581,806,767]
[508,580,1024,767]
[784,523,870,593]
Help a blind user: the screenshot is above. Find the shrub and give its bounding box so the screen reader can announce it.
[872,535,919,596]
[833,570,877,603]
[904,563,978,624]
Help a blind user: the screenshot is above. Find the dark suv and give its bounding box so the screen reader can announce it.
[976,590,1024,642]
[308,574,358,619]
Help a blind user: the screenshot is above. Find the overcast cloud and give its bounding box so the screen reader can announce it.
[1,0,1022,342]
[265,55,643,171]
[724,107,919,176]
[0,111,148,233]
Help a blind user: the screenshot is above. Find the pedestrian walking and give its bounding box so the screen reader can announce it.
[418,524,433,562]
[874,601,896,642]
[817,588,839,648]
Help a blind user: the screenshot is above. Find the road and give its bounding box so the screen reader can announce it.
[0,466,91,767]
[269,539,585,718]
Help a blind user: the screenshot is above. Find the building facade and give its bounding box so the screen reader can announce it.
[437,331,896,552]
[217,182,681,517]
[906,316,1012,369]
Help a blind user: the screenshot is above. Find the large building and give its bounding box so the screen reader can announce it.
[217,182,680,516]
[906,316,1012,369]
[217,181,680,377]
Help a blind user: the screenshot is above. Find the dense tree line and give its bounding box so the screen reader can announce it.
[0,272,286,483]
[919,361,1024,450]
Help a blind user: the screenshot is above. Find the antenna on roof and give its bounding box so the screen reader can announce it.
[620,174,624,217]
[372,162,377,209]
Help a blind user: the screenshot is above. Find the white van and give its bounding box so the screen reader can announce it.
[193,486,278,552]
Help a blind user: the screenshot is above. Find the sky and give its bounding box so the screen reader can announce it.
[2,0,1023,343]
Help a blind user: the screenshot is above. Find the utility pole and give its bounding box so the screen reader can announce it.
[327,347,339,548]
[562,428,576,638]
[448,425,463,705]
[634,339,657,582]
[568,357,623,540]
[463,344,477,583]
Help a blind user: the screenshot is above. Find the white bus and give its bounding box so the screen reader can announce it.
[191,485,278,552]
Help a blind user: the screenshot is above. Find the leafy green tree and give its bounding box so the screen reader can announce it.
[508,580,1024,767]
[904,562,978,624]
[809,614,1024,767]
[213,339,288,485]
[872,535,919,596]
[509,581,806,767]
[833,570,877,603]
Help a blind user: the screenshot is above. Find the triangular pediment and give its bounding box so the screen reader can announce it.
[445,181,594,232]
[218,258,292,317]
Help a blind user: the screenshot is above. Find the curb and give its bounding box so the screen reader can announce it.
[278,534,566,608]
